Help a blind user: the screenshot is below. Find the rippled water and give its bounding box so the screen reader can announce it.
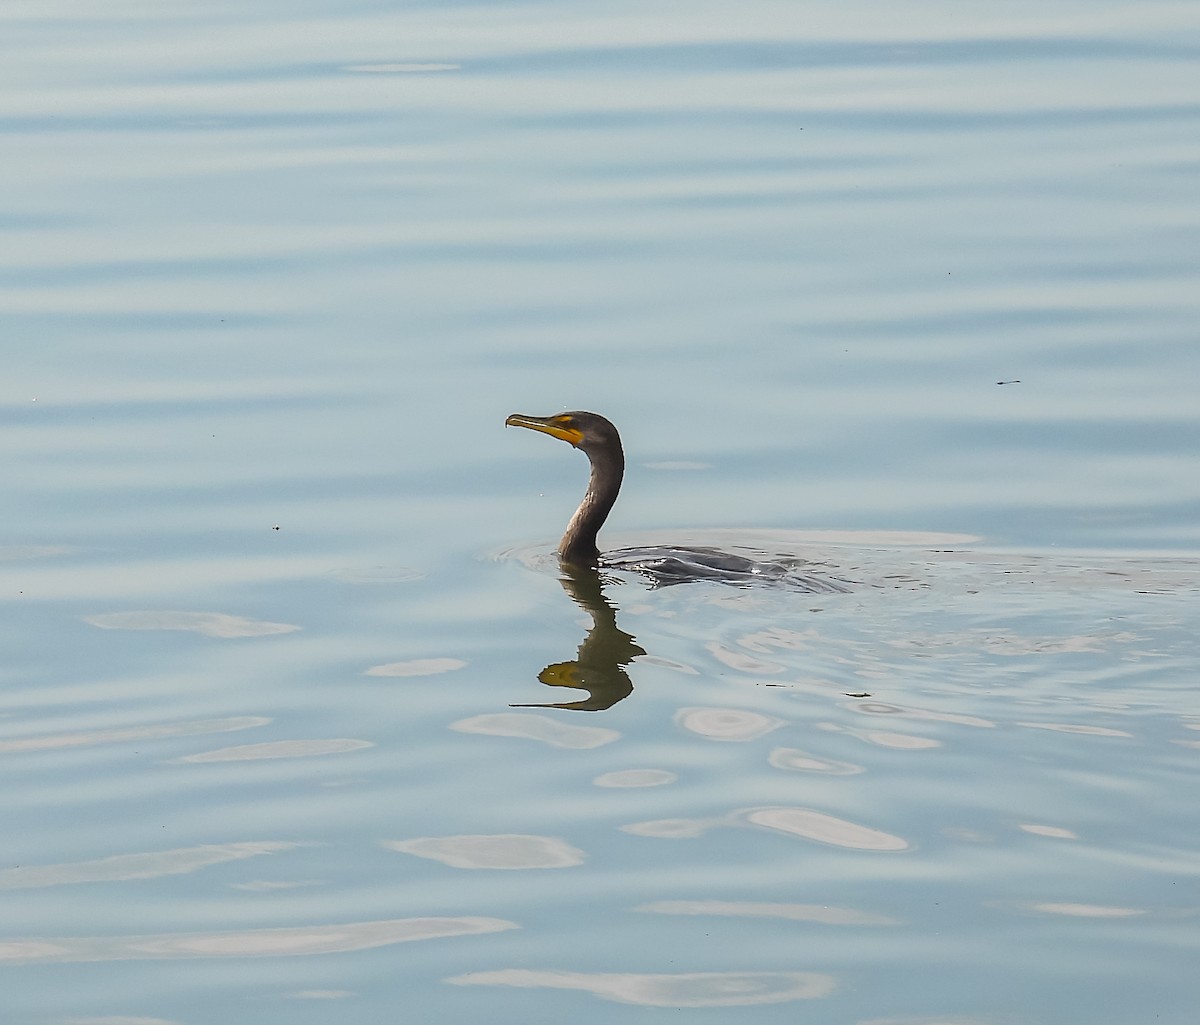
[3,2,1200,1022]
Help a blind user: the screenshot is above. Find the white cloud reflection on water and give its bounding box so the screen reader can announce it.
[82,611,300,638]
[364,657,466,677]
[287,990,354,1000]
[63,1017,181,1025]
[1027,902,1145,919]
[0,716,270,755]
[847,701,995,729]
[814,721,944,751]
[0,917,516,965]
[450,712,619,749]
[382,834,584,870]
[446,968,835,1006]
[622,806,910,852]
[768,747,865,775]
[674,705,783,741]
[745,808,909,851]
[229,880,319,892]
[329,565,425,584]
[854,731,941,750]
[1014,721,1133,738]
[1019,824,1078,840]
[637,899,897,927]
[856,1017,992,1025]
[592,768,677,787]
[704,641,787,674]
[0,841,306,890]
[178,739,373,763]
[342,63,460,74]
[0,545,75,561]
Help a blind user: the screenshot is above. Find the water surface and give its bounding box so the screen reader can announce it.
[2,1,1199,1022]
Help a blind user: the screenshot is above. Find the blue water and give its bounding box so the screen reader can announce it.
[2,2,1199,1022]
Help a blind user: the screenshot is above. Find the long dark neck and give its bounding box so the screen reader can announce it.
[559,442,624,566]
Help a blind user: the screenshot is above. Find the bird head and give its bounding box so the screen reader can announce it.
[505,411,621,457]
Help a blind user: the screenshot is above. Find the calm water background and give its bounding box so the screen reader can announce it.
[2,1,1199,1022]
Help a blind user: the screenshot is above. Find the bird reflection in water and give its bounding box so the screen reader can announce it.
[512,562,645,711]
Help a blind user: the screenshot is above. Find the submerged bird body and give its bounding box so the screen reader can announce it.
[506,409,851,592]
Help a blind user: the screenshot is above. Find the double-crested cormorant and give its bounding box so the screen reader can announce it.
[504,411,622,565]
[506,410,852,592]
